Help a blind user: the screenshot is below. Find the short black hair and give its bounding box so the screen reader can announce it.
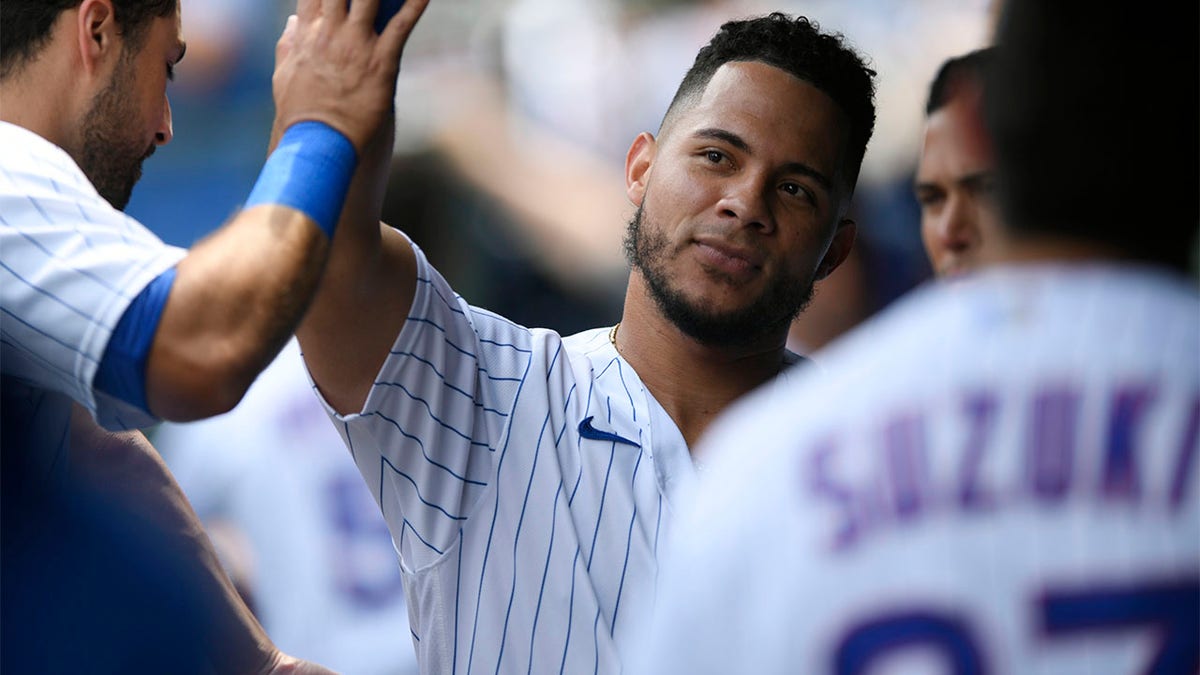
[925,47,994,116]
[985,1,1198,272]
[1,0,177,80]
[661,12,877,192]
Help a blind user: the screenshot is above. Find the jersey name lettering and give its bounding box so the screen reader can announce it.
[809,383,1199,552]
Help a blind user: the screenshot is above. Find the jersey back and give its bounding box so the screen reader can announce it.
[638,265,1199,675]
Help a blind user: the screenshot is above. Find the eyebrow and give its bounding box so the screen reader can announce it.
[914,169,992,193]
[693,127,833,192]
[174,41,188,64]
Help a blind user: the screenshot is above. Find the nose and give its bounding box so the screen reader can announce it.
[716,173,774,234]
[155,95,174,146]
[935,194,976,252]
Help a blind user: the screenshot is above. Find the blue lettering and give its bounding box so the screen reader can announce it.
[1028,387,1080,503]
[808,437,862,551]
[884,414,929,522]
[1101,385,1155,504]
[959,392,999,511]
[1170,395,1199,513]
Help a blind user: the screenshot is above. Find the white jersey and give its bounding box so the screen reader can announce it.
[317,240,803,674]
[154,340,419,675]
[0,121,185,473]
[634,264,1200,675]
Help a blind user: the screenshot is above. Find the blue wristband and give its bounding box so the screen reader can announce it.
[244,121,357,239]
[95,267,177,414]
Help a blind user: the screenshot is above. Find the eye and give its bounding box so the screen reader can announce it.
[166,63,176,81]
[914,187,943,210]
[780,181,814,204]
[703,149,728,164]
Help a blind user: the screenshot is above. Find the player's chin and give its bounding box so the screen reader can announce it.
[676,282,759,319]
[939,262,975,279]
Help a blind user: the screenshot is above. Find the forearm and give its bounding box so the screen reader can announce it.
[146,204,330,421]
[298,115,417,415]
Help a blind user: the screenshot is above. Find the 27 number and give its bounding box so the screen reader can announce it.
[835,578,1199,674]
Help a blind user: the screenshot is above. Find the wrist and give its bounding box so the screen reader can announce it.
[244,121,358,239]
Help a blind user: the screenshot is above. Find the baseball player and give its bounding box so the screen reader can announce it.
[634,4,1199,674]
[1,0,427,671]
[913,47,1001,278]
[298,12,877,673]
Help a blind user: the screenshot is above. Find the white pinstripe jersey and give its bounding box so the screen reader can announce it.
[635,264,1200,675]
[316,239,803,674]
[0,122,185,475]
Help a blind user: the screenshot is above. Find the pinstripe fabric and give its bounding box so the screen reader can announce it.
[637,264,1200,674]
[1,121,185,471]
[315,240,707,674]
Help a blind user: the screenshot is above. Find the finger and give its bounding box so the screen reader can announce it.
[321,0,347,23]
[378,0,430,64]
[295,0,319,22]
[346,0,380,28]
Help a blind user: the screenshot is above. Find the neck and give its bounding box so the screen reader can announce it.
[616,273,791,449]
[0,40,91,156]
[982,230,1130,268]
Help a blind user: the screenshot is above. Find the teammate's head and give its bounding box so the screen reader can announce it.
[1,0,183,210]
[1,0,177,79]
[623,13,876,348]
[985,1,1198,273]
[914,48,1001,277]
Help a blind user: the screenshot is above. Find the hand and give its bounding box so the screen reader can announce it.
[270,0,430,153]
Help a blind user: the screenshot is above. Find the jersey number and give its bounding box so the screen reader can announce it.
[835,578,1199,674]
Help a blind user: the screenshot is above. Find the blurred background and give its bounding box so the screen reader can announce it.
[138,1,999,673]
[130,0,1000,348]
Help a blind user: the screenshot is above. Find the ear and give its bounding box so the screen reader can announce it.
[815,218,857,281]
[624,132,657,207]
[76,0,120,77]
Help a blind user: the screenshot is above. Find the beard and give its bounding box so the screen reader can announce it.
[623,204,815,348]
[78,54,155,211]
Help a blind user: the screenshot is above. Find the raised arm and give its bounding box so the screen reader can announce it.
[296,119,421,415]
[295,34,427,415]
[143,0,429,421]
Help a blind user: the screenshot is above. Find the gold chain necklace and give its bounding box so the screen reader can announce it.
[609,322,620,350]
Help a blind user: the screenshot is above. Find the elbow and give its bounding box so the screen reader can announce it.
[159,385,247,423]
[144,346,264,422]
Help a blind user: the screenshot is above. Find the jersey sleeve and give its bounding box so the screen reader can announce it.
[314,237,541,571]
[0,128,187,431]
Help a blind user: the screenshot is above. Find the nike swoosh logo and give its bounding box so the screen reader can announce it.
[578,416,641,448]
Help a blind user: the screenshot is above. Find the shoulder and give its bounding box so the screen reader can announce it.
[0,122,94,194]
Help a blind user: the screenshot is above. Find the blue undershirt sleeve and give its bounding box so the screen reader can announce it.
[95,267,176,415]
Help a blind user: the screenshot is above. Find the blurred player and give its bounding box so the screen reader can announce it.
[634,2,1198,673]
[298,11,876,673]
[1,0,428,671]
[154,340,420,675]
[913,47,1000,277]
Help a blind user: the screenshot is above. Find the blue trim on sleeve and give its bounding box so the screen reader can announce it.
[95,267,177,414]
[244,121,357,239]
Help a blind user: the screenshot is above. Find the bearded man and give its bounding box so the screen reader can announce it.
[0,1,428,671]
[295,11,877,674]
